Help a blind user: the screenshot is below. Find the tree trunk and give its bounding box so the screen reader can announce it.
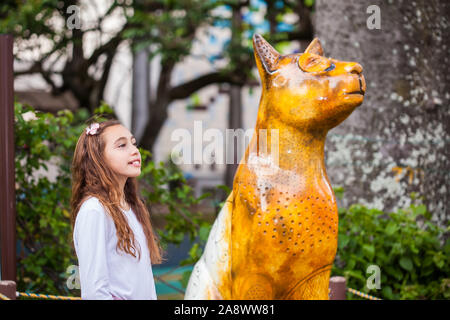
[225,85,243,189]
[314,0,449,224]
[225,3,245,190]
[140,99,169,154]
[140,60,174,154]
[132,48,150,143]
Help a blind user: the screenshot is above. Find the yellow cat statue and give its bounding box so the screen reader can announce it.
[185,34,366,300]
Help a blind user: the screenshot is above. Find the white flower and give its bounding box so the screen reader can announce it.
[85,122,100,135]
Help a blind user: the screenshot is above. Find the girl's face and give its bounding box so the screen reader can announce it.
[102,125,141,182]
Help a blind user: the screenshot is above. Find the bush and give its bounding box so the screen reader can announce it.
[14,102,212,296]
[332,193,450,300]
[15,102,86,295]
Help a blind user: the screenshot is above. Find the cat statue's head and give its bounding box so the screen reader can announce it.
[253,34,366,131]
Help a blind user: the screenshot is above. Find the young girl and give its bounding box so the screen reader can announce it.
[70,120,163,300]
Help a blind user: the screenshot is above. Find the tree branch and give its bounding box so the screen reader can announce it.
[86,28,127,68]
[14,61,61,93]
[14,37,68,76]
[97,49,117,102]
[169,71,245,101]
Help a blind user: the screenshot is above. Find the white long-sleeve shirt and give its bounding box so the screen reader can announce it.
[73,196,157,300]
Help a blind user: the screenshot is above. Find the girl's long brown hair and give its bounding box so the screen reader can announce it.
[70,120,163,264]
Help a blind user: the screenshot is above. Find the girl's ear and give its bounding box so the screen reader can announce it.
[253,33,280,76]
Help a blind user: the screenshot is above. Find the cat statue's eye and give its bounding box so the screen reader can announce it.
[324,63,335,72]
[298,53,330,73]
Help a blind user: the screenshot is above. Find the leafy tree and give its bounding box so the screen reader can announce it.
[1,0,131,114]
[1,0,315,154]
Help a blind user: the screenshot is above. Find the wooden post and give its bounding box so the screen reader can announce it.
[0,34,16,282]
[0,280,16,300]
[329,276,347,300]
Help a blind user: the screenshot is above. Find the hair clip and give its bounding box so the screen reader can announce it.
[85,122,100,136]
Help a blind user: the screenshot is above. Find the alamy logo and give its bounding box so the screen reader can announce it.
[66,265,80,290]
[366,5,381,30]
[171,121,279,166]
[366,264,381,290]
[66,5,81,30]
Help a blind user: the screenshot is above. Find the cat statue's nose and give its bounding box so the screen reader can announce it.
[345,62,363,74]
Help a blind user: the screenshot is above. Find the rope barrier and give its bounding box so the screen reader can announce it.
[3,287,380,301]
[16,291,81,300]
[0,292,11,300]
[347,287,382,300]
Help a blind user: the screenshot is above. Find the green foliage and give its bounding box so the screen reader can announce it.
[332,195,450,300]
[333,186,345,200]
[14,102,212,296]
[125,0,218,64]
[0,0,62,40]
[303,0,315,8]
[15,102,87,295]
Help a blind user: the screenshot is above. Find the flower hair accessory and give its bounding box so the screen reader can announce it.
[85,122,100,136]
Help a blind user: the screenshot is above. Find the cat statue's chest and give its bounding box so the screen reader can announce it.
[232,152,338,257]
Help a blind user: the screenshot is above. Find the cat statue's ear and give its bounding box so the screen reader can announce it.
[253,34,280,74]
[304,38,324,56]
